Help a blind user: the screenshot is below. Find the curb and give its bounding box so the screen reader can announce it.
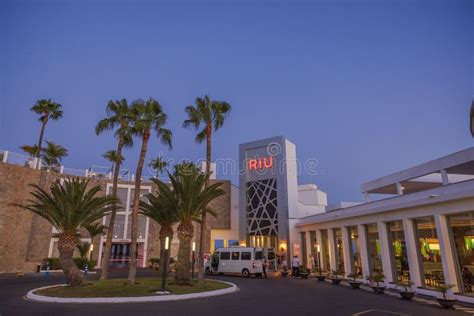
[25,279,238,304]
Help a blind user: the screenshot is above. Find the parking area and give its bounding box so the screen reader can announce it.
[0,269,473,316]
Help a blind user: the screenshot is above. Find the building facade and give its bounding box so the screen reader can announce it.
[295,147,474,303]
[0,158,236,273]
[2,140,474,304]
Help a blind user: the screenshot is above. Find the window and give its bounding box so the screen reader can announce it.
[220,252,230,260]
[349,226,362,276]
[241,252,251,260]
[415,216,444,289]
[367,223,383,274]
[448,211,474,296]
[255,251,263,260]
[229,240,239,247]
[231,252,240,260]
[321,229,330,271]
[387,220,410,282]
[334,228,344,273]
[214,239,224,250]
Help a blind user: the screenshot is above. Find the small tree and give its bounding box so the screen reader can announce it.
[396,280,414,293]
[30,98,63,158]
[155,163,225,285]
[140,188,177,276]
[41,141,68,171]
[15,178,118,286]
[347,272,360,281]
[84,222,107,261]
[436,284,456,299]
[20,144,40,157]
[148,155,168,179]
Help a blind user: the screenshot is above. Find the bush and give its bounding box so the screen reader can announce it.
[148,257,160,269]
[42,258,96,271]
[43,258,61,270]
[74,258,96,271]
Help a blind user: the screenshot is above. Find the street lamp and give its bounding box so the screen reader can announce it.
[160,236,170,293]
[191,242,196,280]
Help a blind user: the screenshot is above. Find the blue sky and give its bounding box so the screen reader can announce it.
[1,0,472,203]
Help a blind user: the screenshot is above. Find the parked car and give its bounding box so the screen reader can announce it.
[205,247,264,278]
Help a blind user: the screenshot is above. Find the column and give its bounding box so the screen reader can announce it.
[396,182,404,195]
[377,221,394,284]
[328,228,337,272]
[441,169,450,185]
[316,230,327,272]
[341,226,353,276]
[435,214,460,294]
[300,232,308,268]
[358,224,371,280]
[402,218,423,287]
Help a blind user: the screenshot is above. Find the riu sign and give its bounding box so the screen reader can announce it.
[248,156,273,171]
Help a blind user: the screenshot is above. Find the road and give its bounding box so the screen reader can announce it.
[0,269,471,316]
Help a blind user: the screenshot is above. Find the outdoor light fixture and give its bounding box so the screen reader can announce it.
[160,236,170,292]
[191,241,196,280]
[316,244,322,276]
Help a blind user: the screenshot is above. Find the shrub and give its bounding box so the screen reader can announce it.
[148,257,160,269]
[43,258,61,270]
[42,258,95,271]
[74,258,96,271]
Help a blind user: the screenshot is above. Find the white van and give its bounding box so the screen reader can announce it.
[205,247,264,278]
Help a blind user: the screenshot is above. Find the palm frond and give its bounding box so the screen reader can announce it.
[14,177,118,236]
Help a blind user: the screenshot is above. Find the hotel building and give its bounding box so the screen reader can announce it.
[1,138,474,303]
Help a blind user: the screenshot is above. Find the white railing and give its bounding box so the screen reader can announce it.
[0,149,134,182]
[0,150,39,169]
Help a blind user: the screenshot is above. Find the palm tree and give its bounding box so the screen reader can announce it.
[84,222,107,261]
[102,149,124,173]
[96,99,133,280]
[20,144,39,157]
[76,242,91,260]
[30,99,63,158]
[470,99,474,137]
[183,95,231,279]
[41,141,68,171]
[15,178,118,286]
[148,155,168,178]
[139,189,177,276]
[155,163,225,285]
[127,98,172,284]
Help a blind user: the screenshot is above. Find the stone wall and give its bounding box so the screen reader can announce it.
[0,162,232,273]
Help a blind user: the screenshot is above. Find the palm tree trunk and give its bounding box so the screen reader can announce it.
[128,131,150,284]
[58,235,86,286]
[176,221,194,285]
[36,118,47,158]
[198,126,212,280]
[158,226,173,276]
[100,135,125,280]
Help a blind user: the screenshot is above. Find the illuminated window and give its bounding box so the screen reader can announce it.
[415,216,445,289]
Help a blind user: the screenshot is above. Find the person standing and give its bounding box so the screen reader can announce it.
[262,256,268,279]
[291,255,300,278]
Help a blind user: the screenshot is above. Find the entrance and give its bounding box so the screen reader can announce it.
[249,236,278,271]
[104,242,145,268]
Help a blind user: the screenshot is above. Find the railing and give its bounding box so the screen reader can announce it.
[0,150,135,182]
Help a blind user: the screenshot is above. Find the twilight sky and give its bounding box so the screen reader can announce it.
[1,0,473,204]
